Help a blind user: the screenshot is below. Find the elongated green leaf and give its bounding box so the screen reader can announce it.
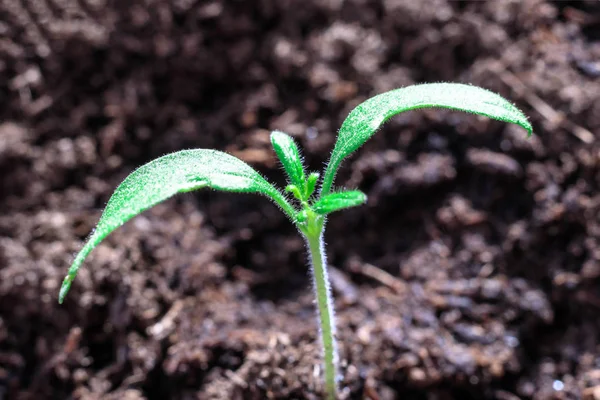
[321,83,533,194]
[59,149,295,303]
[271,131,306,190]
[313,190,367,215]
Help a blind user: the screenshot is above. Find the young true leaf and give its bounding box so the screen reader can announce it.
[285,184,304,201]
[59,149,295,303]
[305,172,320,199]
[312,190,367,215]
[321,83,533,194]
[271,131,306,191]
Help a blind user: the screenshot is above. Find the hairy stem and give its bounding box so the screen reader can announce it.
[305,230,338,399]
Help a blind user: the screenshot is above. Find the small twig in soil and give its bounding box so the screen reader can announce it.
[348,258,407,295]
[499,70,594,144]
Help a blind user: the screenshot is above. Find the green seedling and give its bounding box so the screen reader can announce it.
[59,83,531,399]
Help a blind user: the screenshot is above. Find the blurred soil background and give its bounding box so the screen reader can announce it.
[1,0,600,399]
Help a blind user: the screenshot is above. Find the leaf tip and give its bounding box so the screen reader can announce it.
[516,116,533,138]
[58,278,71,304]
[524,121,534,137]
[359,191,368,203]
[270,130,288,142]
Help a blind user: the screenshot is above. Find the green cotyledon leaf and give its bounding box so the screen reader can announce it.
[321,83,533,195]
[59,149,295,303]
[312,190,367,215]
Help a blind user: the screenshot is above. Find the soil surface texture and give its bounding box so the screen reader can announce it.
[1,0,600,399]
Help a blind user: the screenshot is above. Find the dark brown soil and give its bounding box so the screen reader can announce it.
[1,0,600,399]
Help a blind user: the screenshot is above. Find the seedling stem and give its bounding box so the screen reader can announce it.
[305,225,337,400]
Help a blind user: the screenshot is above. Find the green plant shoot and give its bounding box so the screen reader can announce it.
[59,83,532,399]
